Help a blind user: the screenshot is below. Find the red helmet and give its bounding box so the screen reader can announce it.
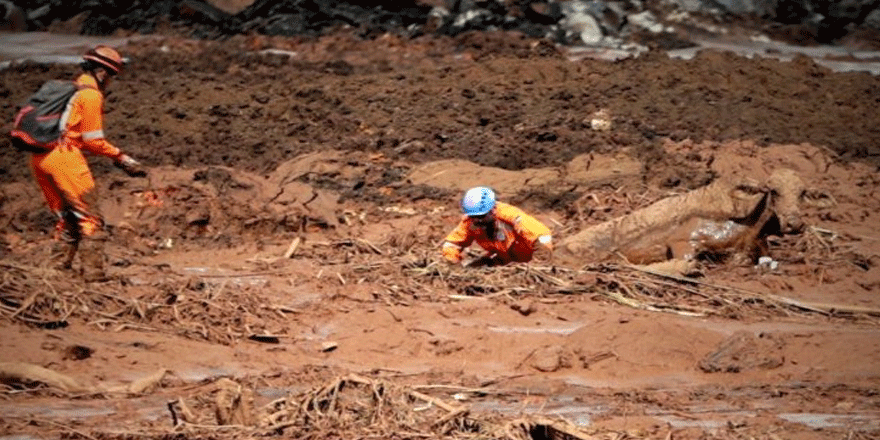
[83,45,124,75]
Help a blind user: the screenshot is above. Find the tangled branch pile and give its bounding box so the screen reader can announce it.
[400,260,880,322]
[0,262,282,344]
[166,374,597,440]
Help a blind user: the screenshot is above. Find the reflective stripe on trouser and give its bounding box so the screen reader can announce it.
[53,210,102,242]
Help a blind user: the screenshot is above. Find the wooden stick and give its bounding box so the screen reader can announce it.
[9,292,38,318]
[407,390,461,413]
[432,407,469,427]
[282,237,301,259]
[39,418,99,440]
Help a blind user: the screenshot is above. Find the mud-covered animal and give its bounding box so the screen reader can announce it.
[558,169,805,267]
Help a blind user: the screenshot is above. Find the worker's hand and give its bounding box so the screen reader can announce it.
[445,255,462,265]
[115,154,147,177]
[532,235,554,264]
[465,254,500,268]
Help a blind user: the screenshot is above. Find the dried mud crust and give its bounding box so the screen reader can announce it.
[2,31,880,440]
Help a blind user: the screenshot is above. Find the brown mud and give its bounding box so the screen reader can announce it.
[1,30,880,440]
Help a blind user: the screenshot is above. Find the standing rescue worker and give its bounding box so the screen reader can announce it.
[30,45,145,280]
[441,186,553,266]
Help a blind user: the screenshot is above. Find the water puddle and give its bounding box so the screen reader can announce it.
[0,32,136,68]
[668,38,880,74]
[779,413,880,430]
[470,396,606,426]
[654,415,736,429]
[180,266,270,288]
[2,384,877,433]
[685,318,880,337]
[3,32,878,76]
[0,401,116,419]
[472,394,880,432]
[175,365,243,382]
[487,322,585,335]
[568,37,880,75]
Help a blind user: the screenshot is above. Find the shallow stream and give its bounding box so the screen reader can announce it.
[2,32,880,75]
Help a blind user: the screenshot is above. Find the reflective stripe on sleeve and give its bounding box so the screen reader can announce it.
[442,242,461,249]
[82,130,105,140]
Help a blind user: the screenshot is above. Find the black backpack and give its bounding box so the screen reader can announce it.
[10,80,80,153]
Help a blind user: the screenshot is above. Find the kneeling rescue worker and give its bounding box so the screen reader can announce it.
[441,186,553,266]
[31,45,145,280]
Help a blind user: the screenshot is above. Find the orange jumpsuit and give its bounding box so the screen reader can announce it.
[30,73,122,240]
[441,202,552,264]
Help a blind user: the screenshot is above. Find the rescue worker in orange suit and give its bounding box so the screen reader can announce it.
[441,187,553,267]
[30,45,145,280]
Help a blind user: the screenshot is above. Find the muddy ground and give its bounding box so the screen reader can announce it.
[1,28,880,440]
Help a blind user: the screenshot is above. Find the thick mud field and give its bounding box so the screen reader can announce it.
[1,29,880,440]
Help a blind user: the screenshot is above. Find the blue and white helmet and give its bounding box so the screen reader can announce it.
[461,186,496,216]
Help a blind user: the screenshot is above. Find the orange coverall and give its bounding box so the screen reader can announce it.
[30,73,122,240]
[441,202,552,265]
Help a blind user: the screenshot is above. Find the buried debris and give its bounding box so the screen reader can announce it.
[161,374,596,439]
[698,331,785,373]
[0,262,282,345]
[259,374,474,436]
[403,262,880,321]
[214,377,255,426]
[0,362,167,396]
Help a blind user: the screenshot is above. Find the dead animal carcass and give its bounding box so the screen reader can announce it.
[558,169,806,269]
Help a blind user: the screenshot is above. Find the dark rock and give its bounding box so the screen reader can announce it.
[7,0,879,46]
[0,0,26,31]
[176,0,230,26]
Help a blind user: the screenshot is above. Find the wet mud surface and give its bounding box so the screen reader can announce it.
[1,29,880,440]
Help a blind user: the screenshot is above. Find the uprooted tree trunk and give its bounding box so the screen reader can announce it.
[559,169,805,266]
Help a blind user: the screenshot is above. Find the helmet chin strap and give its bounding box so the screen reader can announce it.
[484,221,497,239]
[94,69,112,90]
[475,213,497,238]
[96,69,113,91]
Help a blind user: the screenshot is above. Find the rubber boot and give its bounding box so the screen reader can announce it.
[79,239,108,282]
[49,240,78,270]
[49,209,83,270]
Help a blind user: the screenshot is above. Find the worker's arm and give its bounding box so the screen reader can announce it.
[495,203,553,261]
[441,218,474,264]
[532,233,554,263]
[535,234,553,251]
[72,88,123,159]
[71,89,145,176]
[495,203,552,246]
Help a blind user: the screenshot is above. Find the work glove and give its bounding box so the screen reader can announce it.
[532,235,554,263]
[115,154,147,177]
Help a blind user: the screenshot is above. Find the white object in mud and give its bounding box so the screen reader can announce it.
[757,256,778,270]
